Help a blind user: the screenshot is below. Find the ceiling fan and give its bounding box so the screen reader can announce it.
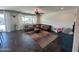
[34,8,44,15]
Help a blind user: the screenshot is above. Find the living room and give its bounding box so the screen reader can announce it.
[0,6,76,52]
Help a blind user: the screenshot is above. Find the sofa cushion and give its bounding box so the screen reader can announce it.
[63,28,73,35]
[58,32,73,52]
[41,24,51,31]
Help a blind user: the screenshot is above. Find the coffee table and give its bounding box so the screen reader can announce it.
[34,29,40,33]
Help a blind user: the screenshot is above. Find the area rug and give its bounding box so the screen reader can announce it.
[31,31,51,41]
[30,31,58,48]
[37,34,58,48]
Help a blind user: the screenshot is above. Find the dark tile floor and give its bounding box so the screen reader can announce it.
[0,31,62,52]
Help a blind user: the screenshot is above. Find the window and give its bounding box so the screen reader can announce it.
[22,15,37,25]
[0,14,4,25]
[0,14,6,31]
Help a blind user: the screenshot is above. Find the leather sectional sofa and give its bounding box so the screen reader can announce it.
[24,24,52,32]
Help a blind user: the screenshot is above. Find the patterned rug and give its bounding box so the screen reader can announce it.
[30,31,50,40]
[30,31,58,48]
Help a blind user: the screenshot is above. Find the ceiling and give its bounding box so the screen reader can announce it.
[0,6,76,14]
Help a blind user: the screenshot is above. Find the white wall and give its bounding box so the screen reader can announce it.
[16,14,23,30]
[4,11,19,32]
[10,12,18,31]
[41,9,76,31]
[4,11,12,32]
[72,7,79,52]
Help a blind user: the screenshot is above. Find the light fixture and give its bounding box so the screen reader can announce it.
[60,7,64,10]
[34,8,44,15]
[35,8,40,15]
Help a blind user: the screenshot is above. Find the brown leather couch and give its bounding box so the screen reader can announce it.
[24,24,51,32]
